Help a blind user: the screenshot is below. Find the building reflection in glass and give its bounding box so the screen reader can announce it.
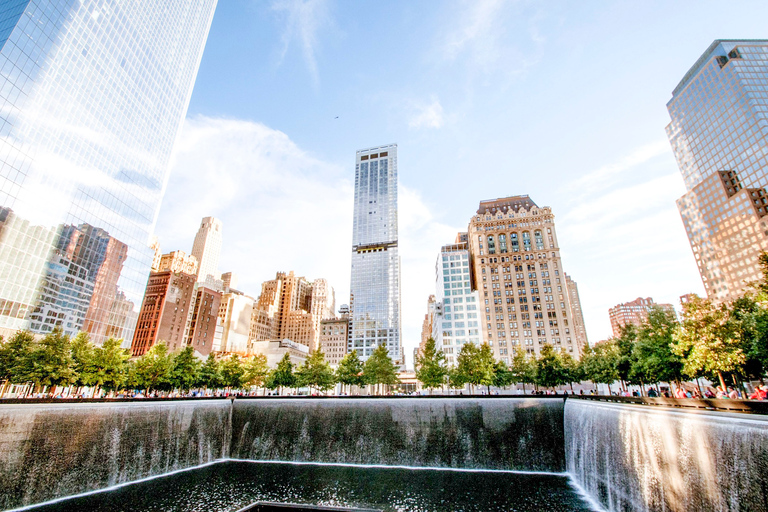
[0,1,216,343]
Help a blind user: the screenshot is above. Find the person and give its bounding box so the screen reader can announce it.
[647,388,658,397]
[715,386,728,399]
[748,386,767,400]
[727,386,739,400]
[675,387,687,399]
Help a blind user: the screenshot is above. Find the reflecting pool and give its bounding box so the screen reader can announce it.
[24,461,596,512]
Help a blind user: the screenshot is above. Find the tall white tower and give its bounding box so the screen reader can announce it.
[191,216,223,284]
[348,144,403,365]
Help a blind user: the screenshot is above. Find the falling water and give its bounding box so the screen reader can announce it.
[564,398,768,512]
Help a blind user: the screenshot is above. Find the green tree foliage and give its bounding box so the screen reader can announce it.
[336,350,365,393]
[630,306,683,387]
[509,349,536,394]
[0,331,34,386]
[171,346,201,392]
[414,337,447,392]
[296,350,336,393]
[492,360,515,389]
[29,328,76,392]
[672,294,745,390]
[266,352,296,392]
[455,342,495,393]
[615,324,639,387]
[363,345,399,394]
[70,332,96,389]
[579,341,620,393]
[132,342,173,393]
[219,354,245,390]
[559,352,582,392]
[243,354,269,390]
[197,354,221,389]
[447,366,465,389]
[535,344,567,390]
[91,337,130,394]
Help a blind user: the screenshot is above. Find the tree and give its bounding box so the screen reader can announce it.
[492,360,515,389]
[133,342,173,393]
[243,354,269,391]
[415,337,447,393]
[535,344,567,391]
[615,324,639,389]
[559,352,582,393]
[363,345,399,394]
[170,346,201,392]
[336,350,365,394]
[509,349,536,394]
[91,337,130,395]
[447,366,466,389]
[266,352,296,394]
[70,332,96,391]
[672,294,745,391]
[580,341,620,394]
[0,331,34,396]
[29,328,76,393]
[197,354,221,390]
[295,350,336,394]
[455,342,491,393]
[219,354,245,391]
[631,306,683,391]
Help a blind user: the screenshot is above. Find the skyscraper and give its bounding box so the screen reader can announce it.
[433,236,481,366]
[0,1,217,343]
[468,196,586,361]
[608,297,675,338]
[349,144,403,365]
[667,40,768,303]
[191,216,223,285]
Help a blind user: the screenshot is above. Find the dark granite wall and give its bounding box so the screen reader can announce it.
[0,401,231,510]
[565,398,768,512]
[230,398,566,471]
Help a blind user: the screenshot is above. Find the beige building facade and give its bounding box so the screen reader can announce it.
[158,250,198,275]
[319,315,349,366]
[251,338,309,368]
[608,297,676,338]
[250,271,335,351]
[468,195,586,360]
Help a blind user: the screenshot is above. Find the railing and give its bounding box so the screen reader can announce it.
[569,394,768,415]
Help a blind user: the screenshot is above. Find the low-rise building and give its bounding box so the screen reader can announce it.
[319,316,349,366]
[251,338,309,368]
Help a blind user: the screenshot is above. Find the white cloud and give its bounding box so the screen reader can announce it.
[408,97,445,129]
[272,0,332,86]
[438,0,544,82]
[557,157,703,344]
[157,116,451,367]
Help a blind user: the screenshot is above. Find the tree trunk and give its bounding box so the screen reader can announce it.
[718,371,727,393]
[607,383,612,395]
[522,382,526,395]
[695,378,703,397]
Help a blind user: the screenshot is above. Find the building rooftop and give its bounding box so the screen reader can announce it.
[671,39,768,98]
[476,195,538,215]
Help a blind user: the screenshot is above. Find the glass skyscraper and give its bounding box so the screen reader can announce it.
[349,143,403,365]
[0,1,217,343]
[667,40,768,303]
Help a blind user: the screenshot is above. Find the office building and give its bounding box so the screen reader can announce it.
[251,338,309,368]
[0,0,216,344]
[565,274,589,349]
[191,216,223,285]
[608,297,676,338]
[185,285,222,357]
[349,144,403,365]
[434,237,481,365]
[131,270,197,356]
[158,251,198,276]
[418,294,437,356]
[319,315,349,366]
[667,40,768,303]
[218,290,255,354]
[250,271,335,351]
[468,196,586,360]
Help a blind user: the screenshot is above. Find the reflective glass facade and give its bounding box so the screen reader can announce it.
[667,40,768,302]
[433,243,480,366]
[0,0,216,343]
[349,144,402,364]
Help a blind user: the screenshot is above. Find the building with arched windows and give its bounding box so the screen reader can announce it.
[466,195,587,362]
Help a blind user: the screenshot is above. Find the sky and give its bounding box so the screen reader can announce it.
[155,0,768,368]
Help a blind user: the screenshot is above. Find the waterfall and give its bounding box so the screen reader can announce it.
[565,398,768,512]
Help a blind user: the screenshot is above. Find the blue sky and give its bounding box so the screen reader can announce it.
[155,0,768,367]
